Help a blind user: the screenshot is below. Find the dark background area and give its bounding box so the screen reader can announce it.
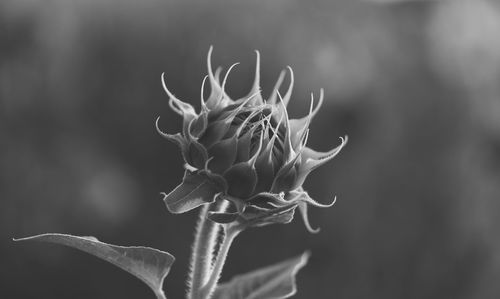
[2,0,500,298]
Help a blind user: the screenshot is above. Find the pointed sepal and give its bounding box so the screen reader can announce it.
[162,173,222,214]
[289,188,336,233]
[239,204,297,228]
[206,46,233,110]
[239,50,263,106]
[294,135,348,189]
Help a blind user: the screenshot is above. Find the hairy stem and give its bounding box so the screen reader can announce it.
[188,205,220,299]
[201,225,240,299]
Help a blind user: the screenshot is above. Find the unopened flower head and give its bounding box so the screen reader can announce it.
[157,47,347,231]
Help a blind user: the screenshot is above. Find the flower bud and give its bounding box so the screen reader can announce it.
[157,47,347,231]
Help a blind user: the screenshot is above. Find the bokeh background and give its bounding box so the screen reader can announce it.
[2,0,500,298]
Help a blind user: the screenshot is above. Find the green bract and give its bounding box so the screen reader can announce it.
[157,47,347,231]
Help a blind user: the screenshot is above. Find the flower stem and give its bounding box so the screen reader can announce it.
[188,205,219,299]
[200,225,240,299]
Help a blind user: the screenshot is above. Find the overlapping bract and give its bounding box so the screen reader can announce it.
[157,47,347,231]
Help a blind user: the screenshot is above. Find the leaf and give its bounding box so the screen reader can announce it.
[212,252,310,299]
[163,173,221,214]
[14,233,175,299]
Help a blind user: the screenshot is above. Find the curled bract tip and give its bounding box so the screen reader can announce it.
[298,201,320,234]
[268,70,286,105]
[161,73,176,100]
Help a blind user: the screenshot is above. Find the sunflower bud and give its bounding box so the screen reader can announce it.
[157,47,347,231]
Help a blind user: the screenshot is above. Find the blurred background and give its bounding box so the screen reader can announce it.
[2,0,500,298]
